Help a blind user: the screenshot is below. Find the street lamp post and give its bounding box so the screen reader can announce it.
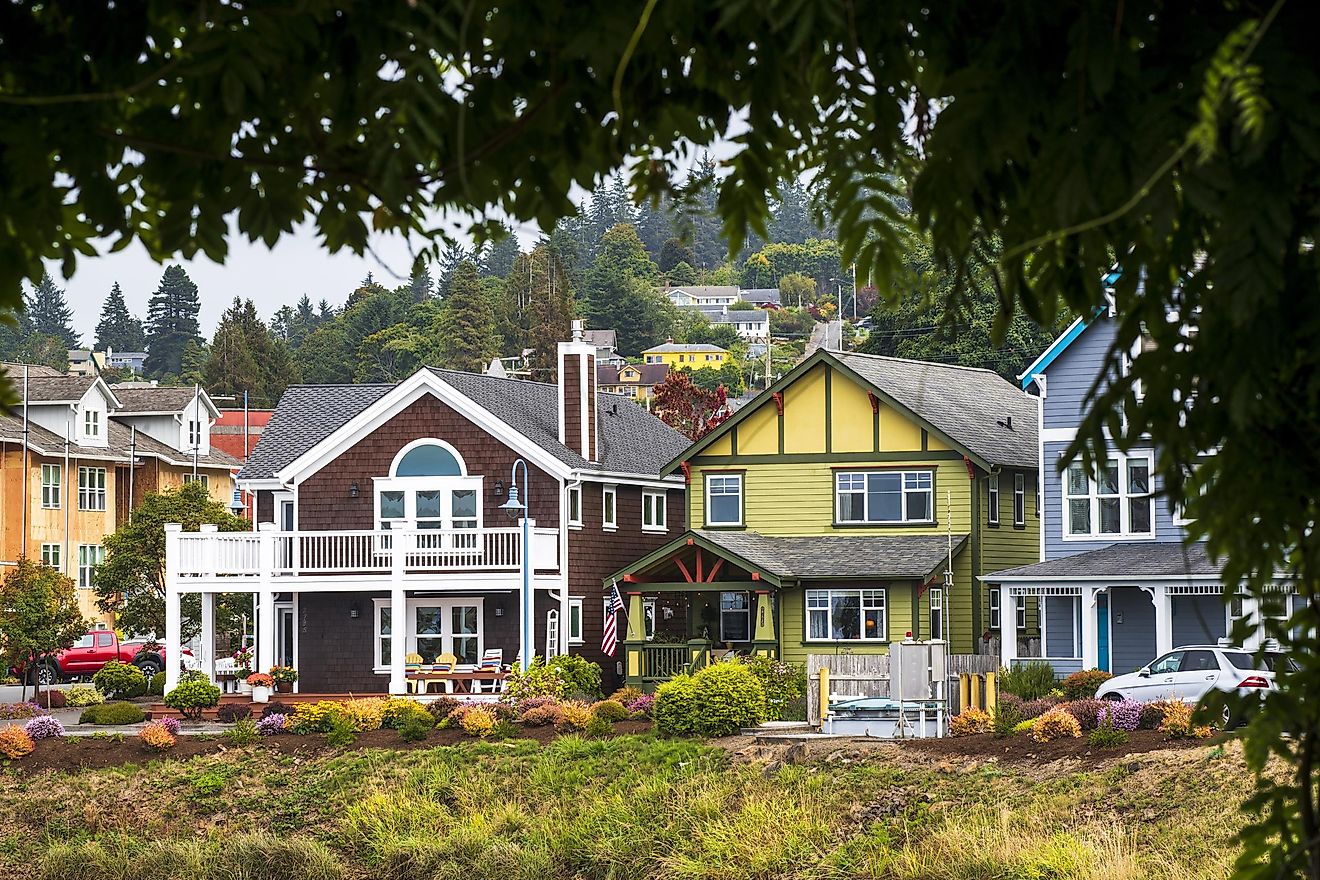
[499,459,532,671]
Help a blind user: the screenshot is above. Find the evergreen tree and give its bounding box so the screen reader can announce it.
[436,243,475,298]
[524,244,575,382]
[203,298,296,404]
[438,261,497,373]
[481,225,521,279]
[297,323,354,384]
[15,334,69,372]
[178,339,208,386]
[659,238,697,274]
[635,194,676,258]
[355,300,445,382]
[25,274,80,348]
[143,265,202,378]
[673,155,726,271]
[0,308,34,361]
[767,181,819,244]
[666,261,698,286]
[93,283,146,352]
[408,258,434,302]
[584,224,674,356]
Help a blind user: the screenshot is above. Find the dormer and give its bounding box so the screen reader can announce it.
[108,384,219,455]
[18,374,119,447]
[75,384,113,448]
[180,390,214,456]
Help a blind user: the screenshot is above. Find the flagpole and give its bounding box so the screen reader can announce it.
[612,580,636,639]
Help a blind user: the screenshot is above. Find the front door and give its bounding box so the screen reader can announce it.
[275,603,295,669]
[1097,594,1110,672]
[410,600,482,665]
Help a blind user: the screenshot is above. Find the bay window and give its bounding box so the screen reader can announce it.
[806,588,887,641]
[835,470,933,524]
[1063,453,1153,538]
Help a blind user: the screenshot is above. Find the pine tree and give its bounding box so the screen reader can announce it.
[674,155,726,271]
[0,308,34,361]
[143,265,202,378]
[94,283,146,352]
[408,258,434,302]
[584,226,674,356]
[481,226,521,279]
[524,244,575,382]
[178,339,208,386]
[204,298,298,405]
[26,274,80,348]
[768,181,819,244]
[438,261,497,373]
[635,194,676,258]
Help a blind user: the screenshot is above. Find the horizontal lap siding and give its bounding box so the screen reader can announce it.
[980,469,1043,641]
[779,581,915,666]
[1041,316,1117,431]
[1172,595,1226,647]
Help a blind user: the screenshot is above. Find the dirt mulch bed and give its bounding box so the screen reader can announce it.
[12,720,653,775]
[901,728,1220,766]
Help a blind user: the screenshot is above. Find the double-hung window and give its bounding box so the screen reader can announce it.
[83,409,100,438]
[1064,454,1153,538]
[642,490,666,532]
[835,470,933,524]
[78,545,104,589]
[988,587,1002,629]
[78,467,107,511]
[567,486,582,527]
[188,420,202,448]
[40,543,60,568]
[705,474,743,526]
[1013,472,1026,527]
[602,485,617,530]
[806,588,887,641]
[40,464,61,509]
[987,473,1000,526]
[183,473,209,489]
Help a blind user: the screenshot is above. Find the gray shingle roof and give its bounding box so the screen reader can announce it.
[0,362,65,380]
[986,542,1219,580]
[694,529,968,580]
[644,342,727,354]
[833,351,1038,469]
[17,375,97,402]
[111,386,200,413]
[0,412,240,469]
[238,370,691,481]
[597,363,669,386]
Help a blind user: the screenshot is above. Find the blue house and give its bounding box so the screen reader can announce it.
[982,305,1295,675]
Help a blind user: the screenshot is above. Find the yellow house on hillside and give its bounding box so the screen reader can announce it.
[608,349,1041,688]
[642,342,727,369]
[597,362,669,405]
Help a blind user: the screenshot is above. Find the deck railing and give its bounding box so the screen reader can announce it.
[641,643,692,681]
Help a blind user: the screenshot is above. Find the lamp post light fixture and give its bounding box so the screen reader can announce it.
[498,459,532,671]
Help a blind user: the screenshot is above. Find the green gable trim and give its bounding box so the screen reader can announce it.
[824,366,833,453]
[690,451,965,466]
[602,530,786,589]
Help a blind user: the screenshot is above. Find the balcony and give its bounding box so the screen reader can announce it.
[169,525,560,583]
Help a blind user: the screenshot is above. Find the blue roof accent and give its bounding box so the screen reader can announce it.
[1018,311,1094,390]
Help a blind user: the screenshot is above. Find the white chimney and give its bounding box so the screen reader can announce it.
[558,319,598,461]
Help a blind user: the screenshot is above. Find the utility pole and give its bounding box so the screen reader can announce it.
[20,366,28,557]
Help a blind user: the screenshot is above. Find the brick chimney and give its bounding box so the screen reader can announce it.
[558,320,598,461]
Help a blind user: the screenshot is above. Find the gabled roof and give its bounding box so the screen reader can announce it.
[669,348,1038,473]
[643,342,727,354]
[0,362,65,380]
[111,385,219,418]
[985,542,1221,580]
[583,329,617,350]
[0,412,241,469]
[714,310,768,324]
[666,285,739,298]
[738,288,782,305]
[240,368,691,483]
[597,363,668,386]
[18,374,98,403]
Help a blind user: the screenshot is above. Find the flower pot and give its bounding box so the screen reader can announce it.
[275,682,293,694]
[251,685,270,704]
[237,680,253,695]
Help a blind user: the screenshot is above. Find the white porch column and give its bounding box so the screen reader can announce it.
[1001,590,1019,668]
[519,518,536,669]
[163,523,183,693]
[200,591,216,685]
[1240,595,1262,649]
[1080,586,1100,670]
[1153,586,1173,658]
[389,522,407,695]
[257,522,277,676]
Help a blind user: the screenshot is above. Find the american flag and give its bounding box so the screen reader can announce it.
[601,581,624,657]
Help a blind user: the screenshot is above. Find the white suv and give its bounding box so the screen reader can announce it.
[1096,645,1284,705]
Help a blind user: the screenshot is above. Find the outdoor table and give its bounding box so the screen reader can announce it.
[405,670,508,694]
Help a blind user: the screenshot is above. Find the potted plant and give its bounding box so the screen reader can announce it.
[246,672,274,703]
[270,665,298,694]
[232,647,255,693]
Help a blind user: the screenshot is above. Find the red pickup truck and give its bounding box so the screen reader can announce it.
[20,631,190,686]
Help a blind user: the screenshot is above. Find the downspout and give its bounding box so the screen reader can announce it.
[20,366,28,558]
[63,407,71,582]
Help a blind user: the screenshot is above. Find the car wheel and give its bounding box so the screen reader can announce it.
[136,659,162,679]
[32,664,58,687]
[1100,692,1122,701]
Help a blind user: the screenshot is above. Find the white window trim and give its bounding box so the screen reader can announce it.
[568,596,584,645]
[371,596,485,673]
[929,587,944,641]
[642,489,667,533]
[987,473,1000,526]
[83,409,100,438]
[602,484,618,531]
[373,475,484,532]
[77,544,104,589]
[183,473,210,489]
[567,485,583,528]
[77,466,107,512]
[989,587,1001,630]
[835,469,935,525]
[40,543,61,568]
[40,464,61,510]
[1013,472,1026,527]
[804,587,888,643]
[1016,598,1028,631]
[1060,451,1156,541]
[704,473,743,527]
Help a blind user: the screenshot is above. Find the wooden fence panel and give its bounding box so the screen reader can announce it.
[807,653,999,726]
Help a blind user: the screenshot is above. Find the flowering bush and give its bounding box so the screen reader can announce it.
[256,713,288,736]
[590,700,629,723]
[0,702,46,720]
[1062,698,1106,732]
[1061,669,1114,701]
[1158,701,1213,740]
[269,665,298,685]
[93,660,147,699]
[426,697,460,724]
[289,701,348,734]
[24,715,65,740]
[950,707,992,736]
[609,686,644,706]
[625,694,656,717]
[502,657,569,707]
[139,722,176,751]
[1140,699,1179,731]
[557,701,594,732]
[245,673,274,688]
[0,727,35,759]
[379,697,428,729]
[230,646,254,675]
[338,699,385,732]
[520,705,562,727]
[1019,698,1062,720]
[1031,708,1082,742]
[1098,699,1143,732]
[459,705,497,737]
[64,685,104,707]
[159,716,182,736]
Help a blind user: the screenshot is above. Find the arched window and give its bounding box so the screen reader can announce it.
[392,441,464,477]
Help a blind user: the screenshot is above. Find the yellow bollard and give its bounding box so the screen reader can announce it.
[984,670,997,717]
[818,667,830,729]
[959,674,971,713]
[970,673,983,712]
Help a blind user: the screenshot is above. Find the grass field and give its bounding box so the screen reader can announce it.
[0,734,1250,880]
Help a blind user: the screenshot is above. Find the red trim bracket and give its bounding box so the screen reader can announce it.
[679,461,691,483]
[866,391,879,414]
[771,392,784,415]
[962,455,975,479]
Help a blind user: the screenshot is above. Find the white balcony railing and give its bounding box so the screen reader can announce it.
[173,526,559,579]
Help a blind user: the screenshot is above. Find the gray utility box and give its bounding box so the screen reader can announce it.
[890,639,949,702]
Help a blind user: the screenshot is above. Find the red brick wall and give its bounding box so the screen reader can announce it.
[295,396,560,531]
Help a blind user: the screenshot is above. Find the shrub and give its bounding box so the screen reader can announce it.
[425,697,459,724]
[690,662,767,737]
[378,697,426,729]
[1159,701,1213,740]
[626,693,656,717]
[33,689,67,709]
[93,660,148,700]
[585,714,614,738]
[950,707,992,736]
[1061,668,1114,700]
[256,714,288,736]
[999,662,1058,700]
[740,656,807,721]
[1097,699,1143,731]
[65,684,104,707]
[148,672,166,696]
[399,712,434,742]
[609,686,644,705]
[216,703,253,723]
[1062,698,1106,732]
[489,719,519,740]
[1088,722,1130,748]
[548,654,603,699]
[1012,719,1036,736]
[489,702,516,722]
[1140,699,1178,731]
[654,674,698,736]
[225,718,261,745]
[80,701,146,725]
[0,727,35,759]
[325,713,357,747]
[338,699,384,732]
[520,705,562,727]
[1020,697,1062,720]
[139,722,176,752]
[516,695,560,715]
[24,715,65,740]
[590,700,629,723]
[261,701,296,719]
[163,678,221,720]
[290,701,348,734]
[159,716,182,736]
[992,699,1025,737]
[459,706,497,737]
[501,657,569,707]
[1031,708,1082,742]
[557,701,594,732]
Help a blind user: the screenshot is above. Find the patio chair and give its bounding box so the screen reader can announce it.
[429,653,457,694]
[405,652,425,695]
[474,649,505,694]
[214,657,238,693]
